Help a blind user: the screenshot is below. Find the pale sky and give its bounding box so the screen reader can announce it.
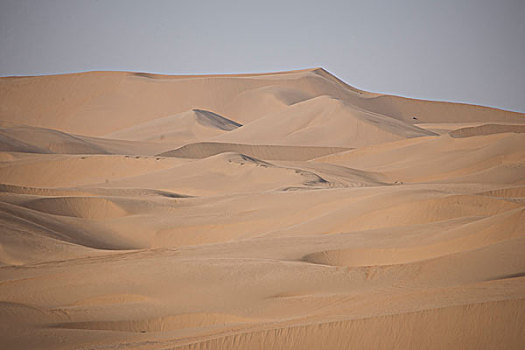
[1,0,524,112]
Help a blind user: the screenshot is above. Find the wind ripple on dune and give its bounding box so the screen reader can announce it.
[174,299,525,350]
[54,313,259,333]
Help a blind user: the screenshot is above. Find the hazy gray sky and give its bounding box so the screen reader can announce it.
[1,0,524,112]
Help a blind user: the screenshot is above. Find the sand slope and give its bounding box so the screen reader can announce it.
[107,109,242,146]
[1,68,523,137]
[317,132,525,184]
[0,123,173,155]
[0,68,524,349]
[214,95,436,147]
[159,142,350,161]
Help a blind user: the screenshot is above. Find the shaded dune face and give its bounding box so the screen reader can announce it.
[192,109,242,131]
[211,95,438,147]
[0,68,524,350]
[158,142,351,161]
[106,109,243,146]
[449,123,525,138]
[0,125,110,154]
[54,312,260,333]
[22,197,128,220]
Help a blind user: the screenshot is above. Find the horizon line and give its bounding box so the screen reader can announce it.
[1,67,524,115]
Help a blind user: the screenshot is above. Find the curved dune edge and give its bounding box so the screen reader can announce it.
[1,68,523,138]
[23,197,128,220]
[0,154,182,188]
[103,151,337,196]
[301,206,525,267]
[449,124,525,138]
[71,293,152,306]
[276,193,521,237]
[1,68,525,350]
[172,299,525,350]
[54,313,260,333]
[0,183,190,199]
[0,183,91,197]
[477,186,525,199]
[129,67,325,79]
[0,301,63,324]
[314,132,525,184]
[106,109,242,144]
[158,142,350,161]
[211,95,437,148]
[0,125,110,154]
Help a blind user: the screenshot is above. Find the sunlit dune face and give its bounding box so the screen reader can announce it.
[0,69,524,350]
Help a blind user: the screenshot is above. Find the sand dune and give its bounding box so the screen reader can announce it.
[351,93,525,125]
[23,197,129,220]
[0,123,173,155]
[302,207,525,267]
[174,299,525,350]
[478,185,525,199]
[449,123,525,138]
[159,142,350,160]
[1,68,522,137]
[0,124,109,154]
[317,132,525,184]
[102,152,334,196]
[223,86,313,123]
[107,109,242,146]
[55,312,259,333]
[0,68,524,349]
[0,153,185,187]
[213,95,437,147]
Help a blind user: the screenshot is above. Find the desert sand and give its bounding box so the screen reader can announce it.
[0,68,524,349]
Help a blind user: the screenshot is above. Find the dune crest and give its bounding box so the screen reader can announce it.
[0,68,524,349]
[213,95,437,147]
[23,197,128,220]
[107,109,242,145]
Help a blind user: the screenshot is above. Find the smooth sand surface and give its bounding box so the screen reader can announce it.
[0,68,524,349]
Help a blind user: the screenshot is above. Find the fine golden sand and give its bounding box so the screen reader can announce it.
[0,68,524,349]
